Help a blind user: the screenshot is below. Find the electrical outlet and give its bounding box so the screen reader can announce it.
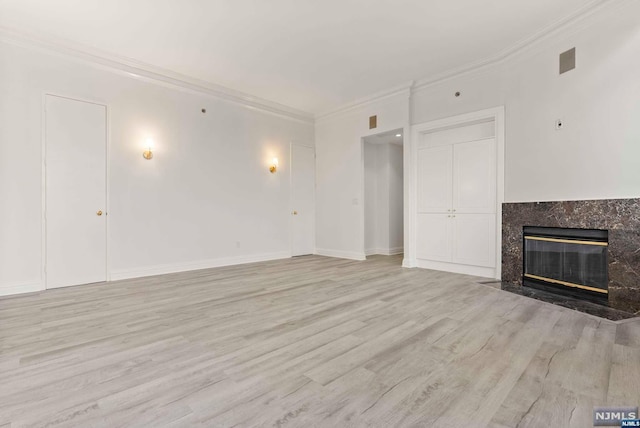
[555,119,563,130]
[352,198,359,205]
[236,241,241,248]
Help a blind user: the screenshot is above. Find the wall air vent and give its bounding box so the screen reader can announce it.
[559,48,576,74]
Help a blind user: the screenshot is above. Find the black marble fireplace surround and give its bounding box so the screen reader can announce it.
[502,199,640,318]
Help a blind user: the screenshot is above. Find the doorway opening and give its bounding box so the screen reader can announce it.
[363,129,404,261]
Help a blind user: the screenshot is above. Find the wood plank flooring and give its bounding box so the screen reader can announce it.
[1,255,639,427]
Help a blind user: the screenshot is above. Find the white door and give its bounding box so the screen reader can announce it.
[451,214,496,267]
[416,213,451,262]
[291,144,315,256]
[45,95,107,289]
[453,139,496,213]
[417,146,452,213]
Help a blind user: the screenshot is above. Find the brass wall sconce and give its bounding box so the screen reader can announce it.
[269,157,278,173]
[143,138,153,160]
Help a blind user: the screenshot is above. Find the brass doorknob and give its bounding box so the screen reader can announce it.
[292,211,298,215]
[97,210,103,216]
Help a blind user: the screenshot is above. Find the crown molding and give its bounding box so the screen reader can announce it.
[412,0,619,92]
[313,0,619,121]
[0,26,314,124]
[0,0,628,125]
[315,81,414,122]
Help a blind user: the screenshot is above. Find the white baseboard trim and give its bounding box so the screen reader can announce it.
[365,247,404,256]
[416,259,497,279]
[402,258,417,268]
[0,280,44,297]
[315,248,366,261]
[110,251,291,281]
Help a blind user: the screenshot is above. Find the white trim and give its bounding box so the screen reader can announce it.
[289,143,294,257]
[416,259,496,279]
[110,252,291,281]
[385,247,404,256]
[0,0,622,124]
[412,0,618,92]
[359,137,367,260]
[0,0,626,124]
[315,248,366,261]
[365,247,404,256]
[402,258,416,268]
[316,82,414,121]
[408,106,505,279]
[310,0,619,118]
[495,108,505,279]
[0,281,44,297]
[402,120,416,268]
[40,93,47,292]
[105,98,112,283]
[0,27,313,124]
[42,93,110,289]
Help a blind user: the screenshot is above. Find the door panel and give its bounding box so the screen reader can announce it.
[45,95,107,288]
[291,144,315,256]
[416,213,451,262]
[451,214,496,267]
[417,146,452,213]
[453,138,496,213]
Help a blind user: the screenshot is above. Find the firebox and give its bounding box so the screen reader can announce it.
[523,226,608,303]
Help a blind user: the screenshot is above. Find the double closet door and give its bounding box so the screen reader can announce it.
[416,137,496,269]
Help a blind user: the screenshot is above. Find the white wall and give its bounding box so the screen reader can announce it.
[363,142,403,255]
[375,144,391,252]
[2,0,637,290]
[411,0,640,203]
[315,1,640,263]
[0,41,314,295]
[363,143,377,252]
[315,91,410,259]
[388,143,404,251]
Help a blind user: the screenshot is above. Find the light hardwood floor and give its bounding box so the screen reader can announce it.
[1,255,639,427]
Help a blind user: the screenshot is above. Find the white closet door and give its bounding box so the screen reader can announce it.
[417,146,452,213]
[45,95,107,289]
[451,214,496,267]
[453,139,496,213]
[416,213,452,262]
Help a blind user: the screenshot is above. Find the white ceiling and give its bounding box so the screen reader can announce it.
[0,0,600,115]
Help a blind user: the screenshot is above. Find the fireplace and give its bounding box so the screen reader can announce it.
[523,226,608,303]
[502,199,640,318]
